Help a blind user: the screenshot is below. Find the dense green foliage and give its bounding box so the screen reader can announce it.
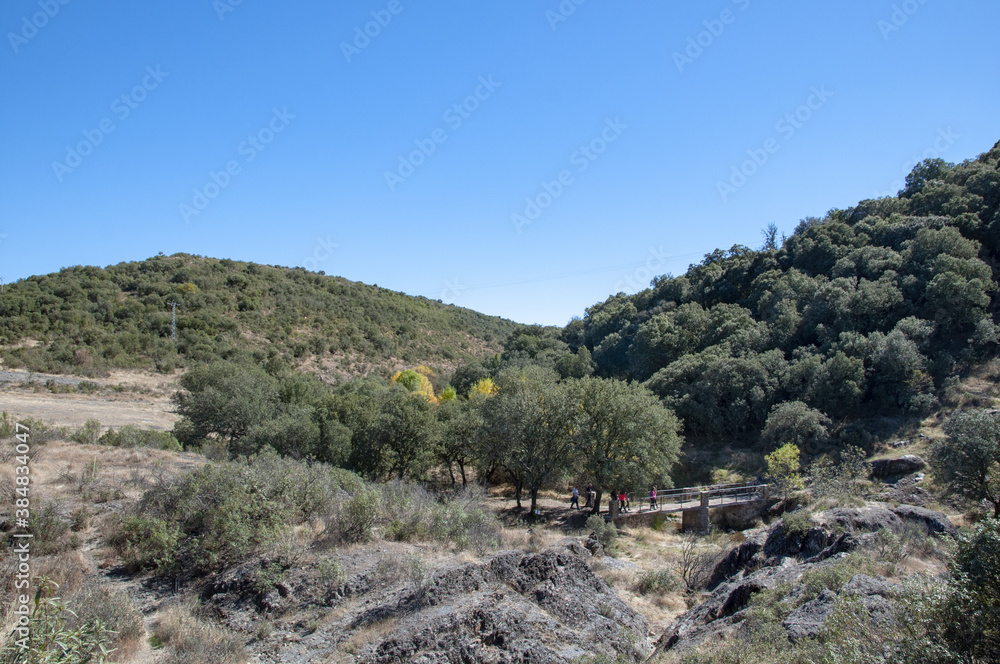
[170,356,681,509]
[935,408,1000,517]
[559,142,1000,445]
[0,253,517,375]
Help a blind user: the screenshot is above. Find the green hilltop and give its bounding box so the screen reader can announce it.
[0,254,519,378]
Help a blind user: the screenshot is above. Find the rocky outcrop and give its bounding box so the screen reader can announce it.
[782,574,897,641]
[352,550,648,664]
[871,455,926,478]
[228,548,648,664]
[891,504,958,537]
[657,502,953,656]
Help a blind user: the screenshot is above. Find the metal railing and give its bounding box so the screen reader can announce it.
[606,482,768,515]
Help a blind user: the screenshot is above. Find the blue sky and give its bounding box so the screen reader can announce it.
[2,0,998,326]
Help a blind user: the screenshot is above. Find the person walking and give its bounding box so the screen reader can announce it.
[618,490,627,513]
[570,486,580,510]
[584,483,593,509]
[650,486,658,510]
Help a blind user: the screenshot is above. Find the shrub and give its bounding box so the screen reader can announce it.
[99,425,181,451]
[29,501,71,555]
[0,579,114,664]
[780,509,814,538]
[114,450,363,575]
[108,515,181,573]
[586,514,617,546]
[678,535,724,592]
[632,569,680,595]
[335,487,380,543]
[70,420,103,446]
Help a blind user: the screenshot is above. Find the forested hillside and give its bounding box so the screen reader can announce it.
[493,141,1000,447]
[0,254,518,376]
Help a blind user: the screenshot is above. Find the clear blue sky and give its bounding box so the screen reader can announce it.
[2,1,998,325]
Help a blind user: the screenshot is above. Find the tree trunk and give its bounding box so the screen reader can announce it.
[994,500,999,519]
[591,489,603,515]
[530,486,539,515]
[459,461,467,486]
[448,463,456,486]
[514,478,523,509]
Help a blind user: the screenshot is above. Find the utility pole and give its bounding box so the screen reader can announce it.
[168,302,178,341]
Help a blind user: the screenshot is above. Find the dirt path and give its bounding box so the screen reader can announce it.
[0,392,178,430]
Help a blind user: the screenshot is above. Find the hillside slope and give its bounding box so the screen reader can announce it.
[0,254,518,378]
[551,140,1000,445]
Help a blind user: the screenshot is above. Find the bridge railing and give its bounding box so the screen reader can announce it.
[613,482,768,513]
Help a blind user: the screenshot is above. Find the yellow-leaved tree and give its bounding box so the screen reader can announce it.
[469,377,498,398]
[390,369,438,404]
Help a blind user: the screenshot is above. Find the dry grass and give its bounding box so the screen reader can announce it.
[153,604,248,664]
[340,616,400,655]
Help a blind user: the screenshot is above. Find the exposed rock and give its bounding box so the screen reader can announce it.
[817,506,902,533]
[891,504,958,538]
[782,589,837,641]
[352,550,648,663]
[783,575,897,641]
[583,532,605,557]
[871,455,926,478]
[660,504,924,656]
[249,550,649,664]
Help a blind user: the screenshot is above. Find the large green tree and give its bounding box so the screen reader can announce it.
[477,367,575,514]
[569,377,682,514]
[934,409,1000,518]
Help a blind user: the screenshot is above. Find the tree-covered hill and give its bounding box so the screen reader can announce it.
[0,254,519,377]
[506,140,1000,447]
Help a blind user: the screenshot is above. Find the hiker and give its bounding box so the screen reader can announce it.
[650,486,658,510]
[618,490,627,513]
[570,486,580,510]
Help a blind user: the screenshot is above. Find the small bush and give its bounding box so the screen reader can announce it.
[71,420,103,446]
[99,425,181,452]
[113,450,362,575]
[29,501,72,555]
[372,552,427,589]
[632,569,680,595]
[781,510,813,538]
[316,557,345,594]
[108,515,181,573]
[336,487,379,543]
[586,514,617,546]
[0,578,115,664]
